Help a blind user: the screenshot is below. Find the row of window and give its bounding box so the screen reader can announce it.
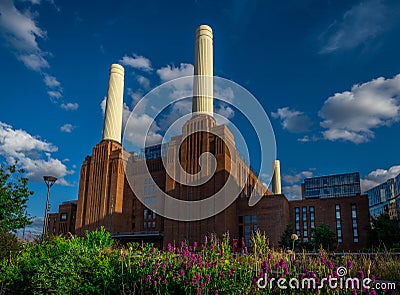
[295,206,315,242]
[296,204,359,244]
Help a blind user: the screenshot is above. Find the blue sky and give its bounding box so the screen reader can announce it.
[1,0,400,235]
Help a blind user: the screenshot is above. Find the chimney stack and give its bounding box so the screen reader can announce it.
[192,25,213,116]
[272,160,282,194]
[102,64,124,143]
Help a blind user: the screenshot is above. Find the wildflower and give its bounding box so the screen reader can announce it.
[307,256,311,264]
[194,241,198,248]
[327,260,333,269]
[157,276,161,281]
[370,274,376,282]
[359,271,365,280]
[180,269,185,276]
[206,274,211,282]
[215,290,219,295]
[347,260,353,269]
[268,252,272,260]
[291,234,299,240]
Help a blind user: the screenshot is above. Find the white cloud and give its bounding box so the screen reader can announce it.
[47,90,62,99]
[271,107,313,133]
[43,74,60,88]
[297,135,319,142]
[60,102,79,111]
[282,184,302,200]
[0,0,64,101]
[0,0,46,52]
[157,63,194,82]
[283,170,313,185]
[320,0,388,53]
[119,53,152,72]
[136,75,150,90]
[18,53,49,71]
[361,165,400,192]
[0,121,73,185]
[60,123,74,133]
[319,74,400,143]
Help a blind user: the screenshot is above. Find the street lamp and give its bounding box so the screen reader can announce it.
[42,175,57,237]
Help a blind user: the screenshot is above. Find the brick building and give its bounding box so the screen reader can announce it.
[48,200,78,236]
[74,25,370,251]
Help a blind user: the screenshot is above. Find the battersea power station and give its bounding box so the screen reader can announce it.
[67,25,371,250]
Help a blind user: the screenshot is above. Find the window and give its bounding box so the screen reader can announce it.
[144,222,147,229]
[144,209,148,220]
[60,213,67,221]
[152,221,156,228]
[351,204,359,243]
[302,207,308,241]
[310,206,315,230]
[335,204,342,244]
[295,207,300,237]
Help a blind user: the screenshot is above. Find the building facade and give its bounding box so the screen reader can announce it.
[289,195,370,250]
[365,173,400,223]
[48,200,78,236]
[302,172,361,199]
[74,25,370,251]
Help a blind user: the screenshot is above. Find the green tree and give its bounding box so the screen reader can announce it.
[279,223,294,249]
[0,163,33,233]
[372,213,400,248]
[311,223,336,250]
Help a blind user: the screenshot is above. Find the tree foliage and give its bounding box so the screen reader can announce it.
[311,223,336,250]
[279,223,294,249]
[371,213,400,248]
[0,164,33,233]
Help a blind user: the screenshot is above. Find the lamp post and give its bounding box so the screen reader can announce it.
[42,176,57,237]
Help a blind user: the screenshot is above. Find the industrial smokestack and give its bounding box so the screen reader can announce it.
[192,25,213,116]
[272,160,282,194]
[102,64,124,143]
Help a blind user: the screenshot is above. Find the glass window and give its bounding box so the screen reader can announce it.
[304,230,308,237]
[337,220,341,228]
[335,204,340,210]
[296,222,300,230]
[60,213,67,221]
[238,216,243,223]
[310,206,314,212]
[352,219,357,227]
[144,209,148,220]
[337,229,342,237]
[352,209,357,218]
[336,211,340,219]
[245,215,250,224]
[353,229,358,237]
[144,222,147,229]
[252,215,257,223]
[152,221,156,228]
[303,237,309,242]
[295,207,300,213]
[354,237,359,243]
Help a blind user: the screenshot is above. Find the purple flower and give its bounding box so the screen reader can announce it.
[180,269,185,276]
[327,260,333,269]
[359,271,365,279]
[268,253,272,260]
[215,290,219,295]
[370,274,376,282]
[157,276,161,281]
[139,261,144,267]
[152,269,156,275]
[206,274,211,282]
[347,260,353,269]
[307,256,311,264]
[194,241,198,248]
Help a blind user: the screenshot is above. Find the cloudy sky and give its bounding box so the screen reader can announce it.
[1,0,400,234]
